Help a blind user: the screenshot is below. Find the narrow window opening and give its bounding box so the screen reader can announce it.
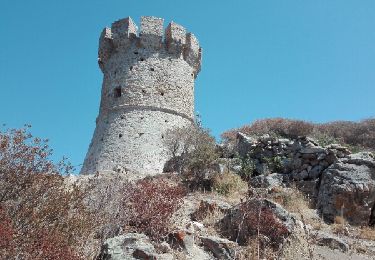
[141,117,144,120]
[160,91,165,96]
[119,134,123,138]
[142,89,146,94]
[150,68,155,71]
[161,135,164,139]
[134,51,139,55]
[165,120,168,123]
[191,73,194,77]
[130,66,133,71]
[114,87,121,98]
[140,57,145,61]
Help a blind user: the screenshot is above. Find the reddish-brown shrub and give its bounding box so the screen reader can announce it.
[316,119,375,150]
[26,229,81,260]
[0,205,14,257]
[0,126,91,259]
[222,199,289,249]
[239,200,289,248]
[221,118,314,143]
[124,178,187,241]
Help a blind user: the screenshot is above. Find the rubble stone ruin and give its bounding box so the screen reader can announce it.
[81,16,202,175]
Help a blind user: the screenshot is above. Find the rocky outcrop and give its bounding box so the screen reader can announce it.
[168,230,213,259]
[317,152,375,225]
[249,173,284,188]
[315,231,349,252]
[236,133,349,181]
[200,236,238,259]
[234,133,360,205]
[97,233,173,260]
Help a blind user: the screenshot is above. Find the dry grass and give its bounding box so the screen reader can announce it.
[212,171,247,199]
[236,238,278,260]
[330,215,350,236]
[264,186,327,232]
[334,215,346,225]
[266,186,310,214]
[200,207,226,236]
[357,226,375,241]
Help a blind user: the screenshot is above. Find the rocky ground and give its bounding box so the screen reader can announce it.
[93,182,375,259]
[69,132,375,259]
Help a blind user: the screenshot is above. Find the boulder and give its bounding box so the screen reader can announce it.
[295,179,319,205]
[315,232,349,252]
[300,147,326,154]
[343,152,375,168]
[96,233,172,260]
[214,158,242,174]
[236,132,256,157]
[200,236,238,259]
[308,165,324,179]
[169,230,213,259]
[292,170,308,181]
[317,152,375,225]
[249,173,284,188]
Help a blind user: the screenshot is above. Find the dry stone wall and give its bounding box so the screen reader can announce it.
[233,132,375,225]
[81,16,202,175]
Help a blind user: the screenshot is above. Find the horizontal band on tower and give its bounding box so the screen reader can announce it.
[105,104,195,123]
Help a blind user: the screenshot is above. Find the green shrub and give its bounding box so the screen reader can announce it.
[238,153,256,181]
[263,155,283,173]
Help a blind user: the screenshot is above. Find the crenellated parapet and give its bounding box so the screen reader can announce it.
[98,16,202,75]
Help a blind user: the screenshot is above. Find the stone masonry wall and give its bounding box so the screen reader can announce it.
[81,16,202,175]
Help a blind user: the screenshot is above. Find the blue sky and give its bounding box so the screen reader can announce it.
[1,0,374,171]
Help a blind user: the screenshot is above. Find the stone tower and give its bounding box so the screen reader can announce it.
[81,16,202,175]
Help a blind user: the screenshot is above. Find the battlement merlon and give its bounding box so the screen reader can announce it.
[165,22,186,53]
[111,17,138,48]
[98,16,202,75]
[98,27,113,71]
[184,33,202,75]
[139,16,164,49]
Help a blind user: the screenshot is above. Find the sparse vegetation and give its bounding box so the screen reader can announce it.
[357,226,375,241]
[238,152,256,181]
[222,117,375,151]
[164,125,220,190]
[269,186,311,214]
[2,120,375,259]
[0,126,92,259]
[212,171,247,196]
[221,118,314,142]
[221,199,289,249]
[123,178,187,241]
